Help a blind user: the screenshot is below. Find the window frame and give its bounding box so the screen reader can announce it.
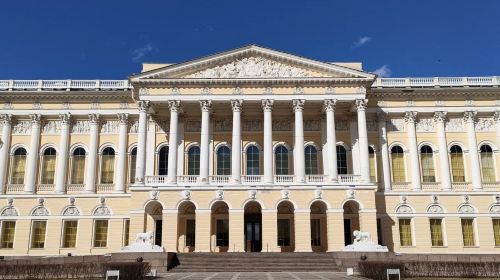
[420,145,436,183]
[99,147,116,184]
[479,145,496,183]
[216,145,231,176]
[336,145,348,175]
[0,220,16,249]
[30,220,47,249]
[245,145,260,175]
[39,147,57,185]
[449,145,466,183]
[398,218,413,247]
[305,145,319,175]
[274,145,289,176]
[93,219,109,248]
[460,218,477,247]
[187,146,201,176]
[157,145,169,176]
[391,146,406,183]
[70,147,86,185]
[429,218,445,247]
[9,147,27,185]
[61,220,78,248]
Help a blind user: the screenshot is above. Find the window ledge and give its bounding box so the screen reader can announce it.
[463,246,480,248]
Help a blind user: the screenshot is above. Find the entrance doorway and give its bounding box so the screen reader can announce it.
[155,220,162,246]
[144,201,163,246]
[343,200,360,246]
[244,202,262,252]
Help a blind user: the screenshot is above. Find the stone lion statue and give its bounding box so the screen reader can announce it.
[135,231,154,245]
[353,230,372,243]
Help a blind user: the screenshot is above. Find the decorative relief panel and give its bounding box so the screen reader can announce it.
[445,118,464,132]
[42,121,61,134]
[100,120,119,134]
[243,120,262,131]
[366,120,378,132]
[387,119,405,132]
[475,118,494,132]
[427,204,444,214]
[416,118,435,132]
[31,206,50,216]
[395,204,413,214]
[186,121,201,132]
[304,120,320,131]
[71,121,90,134]
[273,120,291,131]
[129,120,139,133]
[214,120,232,132]
[62,206,80,216]
[185,56,310,78]
[458,204,475,214]
[335,120,349,131]
[156,120,170,133]
[12,121,32,134]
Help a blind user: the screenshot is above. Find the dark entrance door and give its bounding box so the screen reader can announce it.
[244,214,262,252]
[344,219,352,246]
[155,220,162,246]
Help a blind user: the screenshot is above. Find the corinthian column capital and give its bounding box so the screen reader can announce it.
[29,114,42,125]
[59,113,72,125]
[493,111,500,123]
[117,113,129,125]
[138,100,150,112]
[433,111,447,123]
[292,99,305,112]
[261,99,274,112]
[88,113,100,125]
[231,99,243,112]
[168,100,182,112]
[463,111,477,123]
[199,100,212,112]
[0,114,13,125]
[323,99,336,112]
[355,99,367,111]
[404,111,417,123]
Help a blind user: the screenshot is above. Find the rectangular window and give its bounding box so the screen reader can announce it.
[493,219,500,246]
[398,218,412,246]
[129,154,137,183]
[461,218,475,247]
[216,219,229,247]
[421,153,436,182]
[277,219,290,246]
[429,219,444,246]
[392,154,406,183]
[450,153,465,182]
[310,219,321,247]
[369,154,376,182]
[30,220,47,249]
[11,156,26,184]
[186,219,196,247]
[71,156,85,184]
[93,220,108,248]
[123,219,130,246]
[1,221,15,248]
[101,155,115,184]
[41,156,56,184]
[62,220,78,248]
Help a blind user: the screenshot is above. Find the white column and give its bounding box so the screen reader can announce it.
[377,112,392,191]
[55,113,71,194]
[25,114,41,193]
[262,99,274,184]
[293,100,306,182]
[405,111,421,190]
[135,101,150,184]
[434,112,452,191]
[199,100,212,183]
[464,111,482,190]
[231,100,243,183]
[145,116,156,176]
[85,114,100,193]
[167,100,181,184]
[494,111,500,152]
[0,114,12,194]
[355,100,370,183]
[115,113,128,192]
[324,100,338,182]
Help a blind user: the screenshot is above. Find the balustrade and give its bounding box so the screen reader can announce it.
[177,175,199,184]
[421,182,441,191]
[306,175,326,183]
[209,175,230,184]
[96,184,114,193]
[36,184,54,193]
[337,174,361,183]
[0,80,129,91]
[374,76,500,88]
[66,184,85,193]
[275,175,294,183]
[241,175,263,183]
[391,182,411,191]
[6,184,24,193]
[451,182,472,191]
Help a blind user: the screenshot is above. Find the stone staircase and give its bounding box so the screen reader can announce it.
[169,252,342,272]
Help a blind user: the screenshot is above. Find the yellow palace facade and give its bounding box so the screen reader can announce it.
[0,45,499,256]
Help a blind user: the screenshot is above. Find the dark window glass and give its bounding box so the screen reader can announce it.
[217,146,231,175]
[275,146,289,175]
[305,146,318,175]
[188,146,200,175]
[246,145,260,175]
[336,146,348,175]
[158,146,169,176]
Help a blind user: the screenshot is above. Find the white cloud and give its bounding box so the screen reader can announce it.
[373,65,392,77]
[352,36,372,48]
[131,44,158,63]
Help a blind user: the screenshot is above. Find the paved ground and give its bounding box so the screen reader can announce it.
[159,272,366,280]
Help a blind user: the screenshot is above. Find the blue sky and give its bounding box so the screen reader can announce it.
[0,0,499,79]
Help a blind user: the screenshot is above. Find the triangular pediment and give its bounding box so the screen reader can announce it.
[131,45,375,80]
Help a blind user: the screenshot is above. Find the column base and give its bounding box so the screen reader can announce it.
[294,249,313,253]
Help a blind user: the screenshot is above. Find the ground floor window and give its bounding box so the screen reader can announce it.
[93,220,108,248]
[429,219,444,246]
[461,218,475,247]
[310,219,321,246]
[186,219,196,247]
[398,218,412,246]
[30,220,47,249]
[62,220,78,248]
[123,219,130,247]
[277,219,290,246]
[376,218,383,245]
[0,221,15,248]
[493,219,500,247]
[216,219,229,247]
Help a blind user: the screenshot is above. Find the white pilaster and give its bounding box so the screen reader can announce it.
[135,101,150,185]
[494,111,500,152]
[145,116,156,177]
[115,113,128,193]
[85,114,100,193]
[356,100,370,183]
[324,100,338,182]
[231,100,243,183]
[464,111,482,190]
[0,114,12,194]
[405,111,421,190]
[293,99,306,183]
[262,99,274,184]
[25,114,41,194]
[199,100,212,183]
[377,112,392,191]
[55,113,71,194]
[167,100,181,184]
[434,112,452,191]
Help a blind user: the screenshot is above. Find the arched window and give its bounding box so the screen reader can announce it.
[217,146,231,175]
[11,148,27,184]
[100,147,115,184]
[40,147,56,184]
[450,145,465,182]
[275,145,289,175]
[305,145,318,175]
[129,147,137,183]
[391,146,405,183]
[336,145,347,175]
[71,147,86,184]
[368,146,376,182]
[420,145,435,182]
[187,146,200,175]
[246,145,260,175]
[480,145,495,182]
[158,146,169,176]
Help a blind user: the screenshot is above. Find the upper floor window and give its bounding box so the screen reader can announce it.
[187,146,200,175]
[275,145,289,175]
[129,147,137,183]
[480,145,495,182]
[246,145,260,175]
[305,145,318,175]
[216,146,231,175]
[450,145,465,182]
[368,146,376,182]
[100,147,115,184]
[71,147,86,184]
[10,148,27,184]
[420,145,436,183]
[336,145,347,175]
[391,146,405,183]
[40,148,56,184]
[158,146,169,176]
